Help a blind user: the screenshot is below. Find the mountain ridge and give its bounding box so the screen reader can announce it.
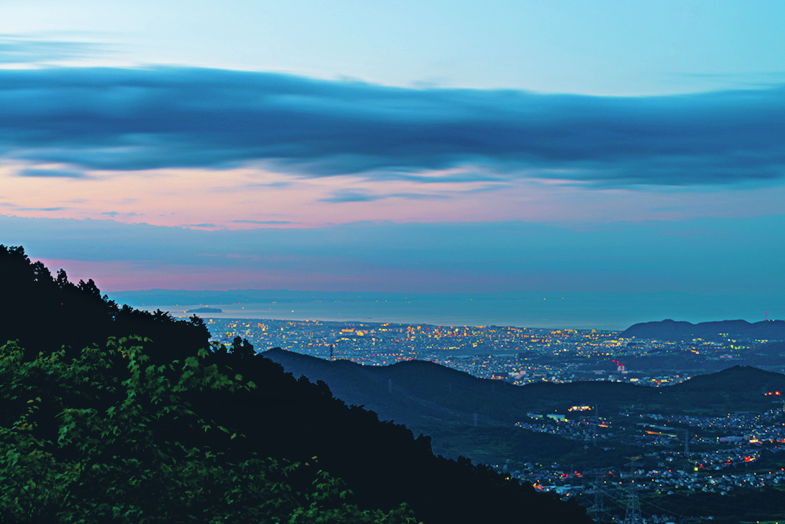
[621,319,785,341]
[264,348,785,428]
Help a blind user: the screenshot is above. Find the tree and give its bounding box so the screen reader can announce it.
[0,337,419,524]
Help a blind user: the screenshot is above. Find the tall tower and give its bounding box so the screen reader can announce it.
[623,486,642,524]
[329,344,334,361]
[623,459,642,524]
[587,470,606,523]
[593,485,603,522]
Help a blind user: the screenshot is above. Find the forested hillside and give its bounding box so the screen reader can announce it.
[0,245,590,524]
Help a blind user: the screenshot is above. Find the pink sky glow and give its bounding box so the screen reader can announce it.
[37,256,499,293]
[3,163,785,231]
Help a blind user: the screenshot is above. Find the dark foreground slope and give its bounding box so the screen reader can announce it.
[0,245,210,362]
[0,246,589,524]
[622,318,785,341]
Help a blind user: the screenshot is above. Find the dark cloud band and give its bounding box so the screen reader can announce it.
[0,67,783,187]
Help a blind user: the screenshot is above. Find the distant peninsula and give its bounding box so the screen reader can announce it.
[186,307,222,313]
[622,319,785,341]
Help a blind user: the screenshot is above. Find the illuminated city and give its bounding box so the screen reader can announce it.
[199,317,778,386]
[196,316,785,522]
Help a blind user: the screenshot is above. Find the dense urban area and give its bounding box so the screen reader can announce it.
[196,316,785,523]
[200,318,775,385]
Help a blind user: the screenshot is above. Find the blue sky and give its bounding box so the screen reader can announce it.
[0,1,783,315]
[3,1,785,94]
[3,211,783,297]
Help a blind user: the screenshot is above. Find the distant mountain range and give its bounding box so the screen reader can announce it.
[186,307,222,313]
[621,319,785,341]
[264,348,785,429]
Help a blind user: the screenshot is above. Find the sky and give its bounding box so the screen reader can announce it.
[0,1,784,314]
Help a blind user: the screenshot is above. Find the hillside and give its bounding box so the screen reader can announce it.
[266,348,785,426]
[0,246,210,363]
[621,318,785,341]
[0,245,590,524]
[264,348,521,427]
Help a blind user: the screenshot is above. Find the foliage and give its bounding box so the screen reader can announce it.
[0,244,592,524]
[0,337,419,523]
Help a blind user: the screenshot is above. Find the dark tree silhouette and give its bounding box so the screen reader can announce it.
[0,245,209,363]
[0,245,591,524]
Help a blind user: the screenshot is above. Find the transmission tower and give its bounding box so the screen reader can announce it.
[592,485,605,523]
[586,469,606,523]
[623,458,643,524]
[623,489,642,524]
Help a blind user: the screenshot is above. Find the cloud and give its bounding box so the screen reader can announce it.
[367,171,505,184]
[0,36,106,64]
[231,219,293,225]
[102,211,141,218]
[17,168,87,179]
[0,66,783,187]
[0,201,66,211]
[319,189,380,203]
[186,223,217,228]
[243,181,294,189]
[318,189,450,203]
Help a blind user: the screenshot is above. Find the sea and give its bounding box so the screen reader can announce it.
[106,291,782,331]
